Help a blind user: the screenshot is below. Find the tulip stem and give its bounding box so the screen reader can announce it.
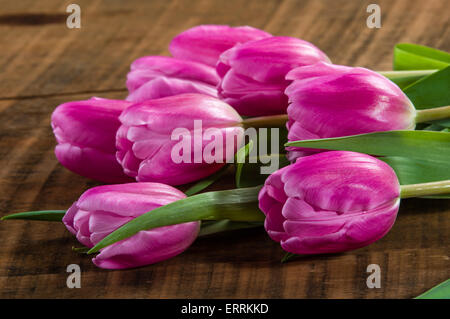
[400,180,450,198]
[415,105,450,123]
[241,114,289,128]
[378,69,437,80]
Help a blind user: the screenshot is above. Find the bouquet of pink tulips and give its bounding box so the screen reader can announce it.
[3,25,450,274]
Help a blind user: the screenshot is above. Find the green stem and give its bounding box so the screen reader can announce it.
[415,105,450,123]
[378,69,436,80]
[400,180,450,198]
[241,104,450,129]
[241,114,288,129]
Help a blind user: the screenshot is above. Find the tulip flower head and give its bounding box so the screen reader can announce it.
[258,151,400,255]
[217,36,331,116]
[63,182,200,269]
[169,24,271,67]
[126,56,220,103]
[51,97,133,183]
[285,62,417,160]
[116,93,244,185]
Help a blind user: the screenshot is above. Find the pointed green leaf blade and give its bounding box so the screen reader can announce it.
[404,65,450,109]
[285,131,450,163]
[415,279,450,299]
[394,43,450,71]
[380,70,437,90]
[1,210,66,221]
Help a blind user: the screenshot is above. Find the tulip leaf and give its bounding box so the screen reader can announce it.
[394,43,450,71]
[380,70,437,90]
[87,186,263,254]
[285,130,450,163]
[404,65,450,109]
[1,210,65,221]
[434,119,450,128]
[184,165,231,196]
[380,156,450,198]
[235,140,254,188]
[198,220,263,237]
[423,123,449,131]
[381,157,450,185]
[415,279,450,299]
[281,252,298,263]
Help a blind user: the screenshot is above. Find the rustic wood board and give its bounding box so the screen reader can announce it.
[0,0,448,298]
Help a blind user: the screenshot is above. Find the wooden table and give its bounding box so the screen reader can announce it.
[0,0,448,299]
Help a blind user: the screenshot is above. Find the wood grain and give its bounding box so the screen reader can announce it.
[0,0,448,298]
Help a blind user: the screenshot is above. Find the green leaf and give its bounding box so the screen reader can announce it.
[285,130,450,163]
[380,156,450,199]
[394,43,450,71]
[281,252,298,263]
[433,119,450,128]
[415,279,450,299]
[404,65,450,109]
[379,70,436,90]
[184,165,231,196]
[88,186,263,254]
[235,140,254,188]
[422,123,448,131]
[1,210,65,221]
[198,220,263,237]
[381,157,450,184]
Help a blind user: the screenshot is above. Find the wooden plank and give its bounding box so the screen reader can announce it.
[0,0,448,298]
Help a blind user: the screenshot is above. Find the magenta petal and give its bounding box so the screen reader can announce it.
[92,222,200,269]
[169,25,271,66]
[116,94,244,185]
[62,182,200,269]
[258,151,401,255]
[217,36,330,116]
[51,98,133,183]
[126,77,217,103]
[285,62,417,161]
[128,56,219,88]
[55,143,132,184]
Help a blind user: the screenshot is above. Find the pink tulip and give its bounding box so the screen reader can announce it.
[63,182,199,269]
[169,24,271,67]
[126,56,220,103]
[116,93,244,185]
[217,36,330,116]
[51,97,133,183]
[258,151,400,255]
[285,62,416,160]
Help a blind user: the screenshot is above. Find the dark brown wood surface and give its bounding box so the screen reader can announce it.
[0,0,448,298]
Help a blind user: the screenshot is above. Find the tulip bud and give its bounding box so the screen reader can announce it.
[63,182,200,269]
[217,36,331,116]
[258,151,400,254]
[285,62,417,160]
[169,24,271,67]
[126,56,220,103]
[51,97,133,183]
[116,93,244,185]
